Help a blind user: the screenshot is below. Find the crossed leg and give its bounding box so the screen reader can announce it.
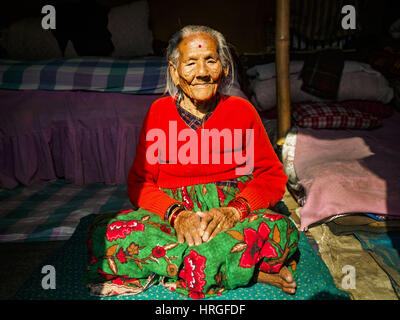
[257,266,297,295]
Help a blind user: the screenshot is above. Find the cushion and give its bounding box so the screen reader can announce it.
[292,102,382,129]
[108,0,154,58]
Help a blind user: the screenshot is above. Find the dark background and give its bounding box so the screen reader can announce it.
[0,0,399,57]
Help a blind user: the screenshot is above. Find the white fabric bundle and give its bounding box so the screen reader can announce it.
[248,61,394,111]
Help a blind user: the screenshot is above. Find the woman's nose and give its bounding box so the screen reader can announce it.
[196,61,209,77]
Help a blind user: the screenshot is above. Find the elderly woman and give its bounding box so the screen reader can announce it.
[86,25,299,299]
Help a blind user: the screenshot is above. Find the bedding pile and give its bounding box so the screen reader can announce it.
[248,60,394,112]
[283,112,400,231]
[250,55,395,151]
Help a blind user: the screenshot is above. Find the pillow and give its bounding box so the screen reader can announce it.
[251,71,394,112]
[1,17,62,60]
[292,102,382,129]
[247,60,382,82]
[108,0,154,58]
[338,71,394,105]
[246,61,304,81]
[250,74,322,111]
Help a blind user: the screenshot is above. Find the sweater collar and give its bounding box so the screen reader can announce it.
[175,94,222,130]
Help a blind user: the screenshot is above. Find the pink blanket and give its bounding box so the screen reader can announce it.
[294,112,400,230]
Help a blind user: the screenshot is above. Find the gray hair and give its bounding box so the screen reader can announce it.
[165,25,235,100]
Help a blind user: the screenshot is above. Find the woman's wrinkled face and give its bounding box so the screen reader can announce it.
[170,33,227,103]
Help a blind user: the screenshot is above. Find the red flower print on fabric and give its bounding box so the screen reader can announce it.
[180,187,194,211]
[111,277,135,285]
[260,239,278,259]
[160,225,172,235]
[189,291,205,299]
[152,246,167,258]
[97,269,127,281]
[179,250,207,295]
[180,280,187,289]
[106,220,145,241]
[116,248,127,264]
[216,186,225,203]
[260,261,283,274]
[262,213,283,221]
[239,222,272,268]
[118,209,134,214]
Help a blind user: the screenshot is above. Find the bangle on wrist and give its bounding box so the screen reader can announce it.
[165,203,185,227]
[168,207,184,227]
[227,197,251,221]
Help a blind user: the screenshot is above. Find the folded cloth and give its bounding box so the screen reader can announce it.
[247,60,381,82]
[353,232,400,298]
[300,49,345,99]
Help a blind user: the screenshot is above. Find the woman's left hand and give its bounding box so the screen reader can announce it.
[199,207,241,242]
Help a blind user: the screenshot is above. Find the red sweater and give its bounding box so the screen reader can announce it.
[127,95,287,220]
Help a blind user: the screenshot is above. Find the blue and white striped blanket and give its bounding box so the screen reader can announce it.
[0,56,167,94]
[0,180,132,242]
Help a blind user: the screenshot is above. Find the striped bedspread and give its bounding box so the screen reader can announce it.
[0,56,167,94]
[0,180,132,242]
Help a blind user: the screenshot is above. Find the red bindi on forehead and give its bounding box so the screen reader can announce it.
[178,34,219,58]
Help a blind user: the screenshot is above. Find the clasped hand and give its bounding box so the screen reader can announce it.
[174,207,241,246]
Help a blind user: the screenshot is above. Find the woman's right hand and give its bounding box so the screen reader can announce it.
[174,210,204,247]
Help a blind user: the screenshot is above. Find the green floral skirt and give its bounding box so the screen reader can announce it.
[86,176,300,299]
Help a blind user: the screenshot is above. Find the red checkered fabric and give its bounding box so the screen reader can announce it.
[292,102,382,129]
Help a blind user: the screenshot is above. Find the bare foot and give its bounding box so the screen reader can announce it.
[257,266,297,294]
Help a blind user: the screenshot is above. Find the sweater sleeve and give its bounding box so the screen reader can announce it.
[236,106,288,210]
[126,106,182,220]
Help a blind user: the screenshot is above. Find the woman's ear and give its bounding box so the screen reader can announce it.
[169,62,179,86]
[223,66,230,81]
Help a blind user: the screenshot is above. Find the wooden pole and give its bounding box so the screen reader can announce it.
[275,0,291,147]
